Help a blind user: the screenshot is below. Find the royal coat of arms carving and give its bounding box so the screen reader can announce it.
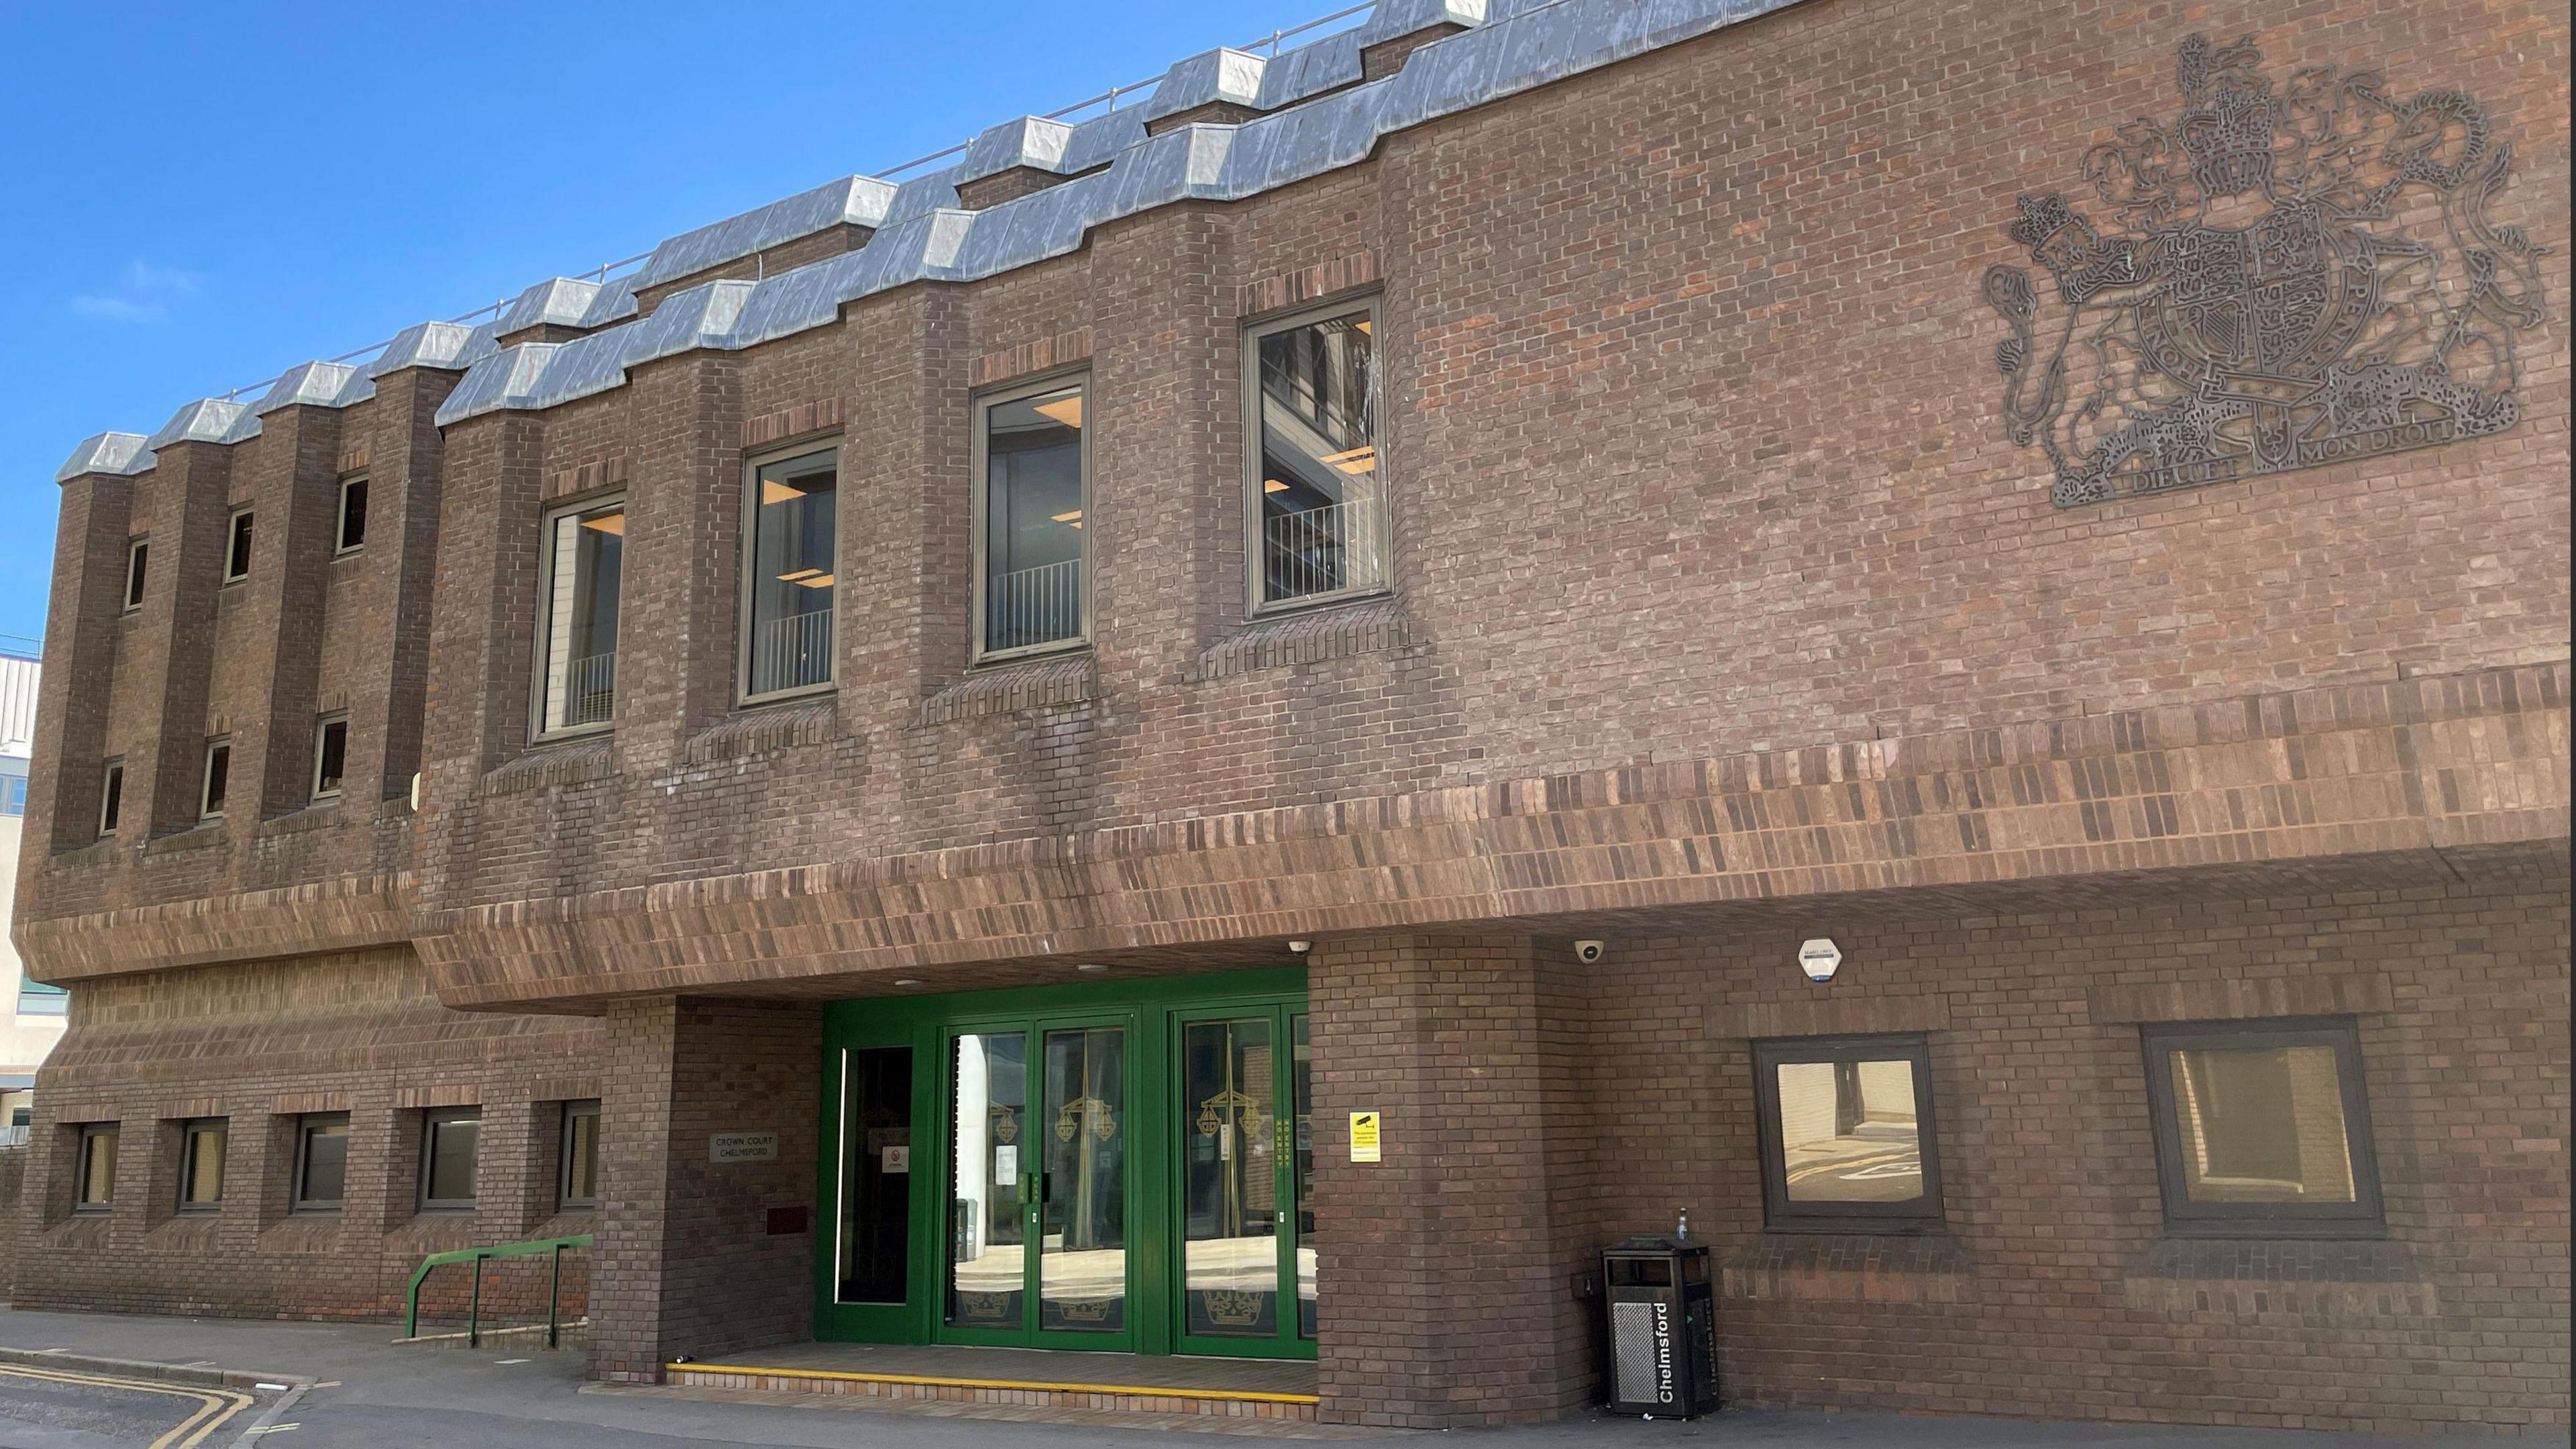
[1983,33,2548,506]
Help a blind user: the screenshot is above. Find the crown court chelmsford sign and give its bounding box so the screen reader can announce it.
[1982,32,2550,507]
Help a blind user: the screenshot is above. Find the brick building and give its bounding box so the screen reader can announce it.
[12,0,2569,1434]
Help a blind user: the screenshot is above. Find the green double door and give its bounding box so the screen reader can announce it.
[820,972,1315,1360]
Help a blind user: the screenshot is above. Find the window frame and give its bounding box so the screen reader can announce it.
[557,1099,601,1211]
[290,1112,351,1214]
[417,1106,481,1212]
[334,475,370,555]
[178,1117,228,1212]
[735,444,842,706]
[1750,1032,1945,1234]
[1242,294,1390,620]
[74,1122,118,1212]
[532,492,628,740]
[310,713,349,802]
[98,757,124,837]
[123,537,149,612]
[969,371,1093,665]
[223,507,255,584]
[2139,1016,2385,1238]
[198,736,230,822]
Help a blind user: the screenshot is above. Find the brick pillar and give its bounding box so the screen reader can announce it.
[590,998,821,1382]
[241,402,345,820]
[123,439,235,833]
[364,367,457,804]
[1307,932,1595,1428]
[616,353,742,767]
[29,470,134,854]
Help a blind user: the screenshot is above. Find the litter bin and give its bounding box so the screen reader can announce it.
[1601,1232,1719,1418]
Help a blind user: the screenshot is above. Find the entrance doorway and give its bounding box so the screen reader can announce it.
[817,971,1313,1361]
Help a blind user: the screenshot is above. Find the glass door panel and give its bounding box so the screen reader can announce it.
[1038,1026,1128,1333]
[1181,1018,1281,1338]
[1292,1012,1316,1340]
[837,1046,913,1304]
[947,1032,1027,1331]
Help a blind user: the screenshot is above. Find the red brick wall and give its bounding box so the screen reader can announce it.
[11,947,602,1324]
[1554,878,2570,1434]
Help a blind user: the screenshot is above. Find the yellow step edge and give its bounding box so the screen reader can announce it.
[667,1362,1321,1406]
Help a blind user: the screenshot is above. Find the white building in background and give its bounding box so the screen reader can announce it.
[0,651,63,1132]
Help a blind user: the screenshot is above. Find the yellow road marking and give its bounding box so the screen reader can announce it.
[0,1361,255,1448]
[668,1361,1321,1405]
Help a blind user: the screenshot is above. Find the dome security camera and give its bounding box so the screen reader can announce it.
[1574,940,1606,965]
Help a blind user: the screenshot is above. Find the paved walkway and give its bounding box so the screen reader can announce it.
[0,1305,2558,1448]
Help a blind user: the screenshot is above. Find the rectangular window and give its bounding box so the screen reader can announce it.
[741,449,837,700]
[17,981,69,1016]
[311,714,347,800]
[336,476,370,553]
[420,1107,480,1210]
[225,508,255,582]
[1249,300,1383,610]
[1752,1034,1943,1232]
[1,757,27,816]
[98,759,123,835]
[179,1118,227,1210]
[75,1124,117,1210]
[199,737,230,820]
[537,498,625,733]
[292,1113,350,1212]
[558,1099,600,1210]
[123,539,149,610]
[2142,1018,2383,1236]
[975,378,1087,658]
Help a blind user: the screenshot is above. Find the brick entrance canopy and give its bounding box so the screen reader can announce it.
[12,0,2567,1435]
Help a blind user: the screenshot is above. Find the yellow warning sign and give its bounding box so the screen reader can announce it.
[1348,1111,1381,1163]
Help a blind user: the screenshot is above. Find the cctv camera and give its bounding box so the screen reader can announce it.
[1574,940,1606,965]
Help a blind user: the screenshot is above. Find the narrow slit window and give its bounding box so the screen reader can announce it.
[123,539,149,610]
[224,508,255,582]
[1250,301,1383,609]
[336,477,370,553]
[99,758,124,837]
[976,379,1087,657]
[311,715,347,800]
[292,1113,350,1212]
[559,1099,600,1210]
[537,498,625,732]
[75,1124,118,1210]
[743,449,838,699]
[199,737,231,821]
[179,1118,227,1210]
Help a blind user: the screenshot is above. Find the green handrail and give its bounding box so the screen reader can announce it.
[404,1233,594,1348]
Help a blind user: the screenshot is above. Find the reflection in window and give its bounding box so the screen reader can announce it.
[199,738,230,820]
[76,1124,117,1209]
[948,1032,1027,1329]
[311,715,347,800]
[1183,1018,1279,1338]
[0,757,26,817]
[294,1114,350,1211]
[1754,1036,1942,1230]
[559,1100,600,1210]
[420,1108,480,1210]
[745,451,837,697]
[1775,1059,1923,1203]
[16,981,68,1016]
[180,1119,227,1209]
[539,500,625,731]
[1254,306,1381,606]
[2143,1019,2381,1234]
[980,383,1086,655]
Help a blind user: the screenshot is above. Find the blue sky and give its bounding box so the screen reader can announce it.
[0,0,1356,653]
